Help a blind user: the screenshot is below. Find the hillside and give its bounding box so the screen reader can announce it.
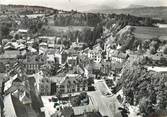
[91,7,167,21]
[0,4,55,15]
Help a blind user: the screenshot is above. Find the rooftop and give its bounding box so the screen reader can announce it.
[4,74,18,92]
[0,50,20,59]
[112,50,128,59]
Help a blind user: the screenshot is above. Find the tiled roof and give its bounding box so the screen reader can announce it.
[0,50,20,59]
[112,50,128,59]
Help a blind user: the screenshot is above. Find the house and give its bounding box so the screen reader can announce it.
[110,50,128,63]
[45,49,67,65]
[45,49,56,64]
[101,61,112,75]
[39,42,48,50]
[0,50,20,63]
[106,48,115,60]
[87,43,103,63]
[38,36,56,45]
[4,42,25,50]
[16,29,28,39]
[34,71,51,96]
[50,74,88,95]
[3,74,32,106]
[23,52,45,74]
[4,74,19,92]
[4,74,29,92]
[27,40,34,47]
[47,36,56,48]
[88,49,102,63]
[54,50,67,65]
[17,29,28,35]
[67,56,78,67]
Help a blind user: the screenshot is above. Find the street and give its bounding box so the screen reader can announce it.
[88,80,122,117]
[28,77,45,117]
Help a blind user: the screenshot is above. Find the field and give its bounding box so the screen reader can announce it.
[43,25,94,32]
[132,26,167,41]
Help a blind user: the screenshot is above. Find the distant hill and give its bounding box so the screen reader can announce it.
[0,4,55,15]
[90,7,167,21]
[126,4,147,9]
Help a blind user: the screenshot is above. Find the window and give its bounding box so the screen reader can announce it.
[60,85,65,88]
[60,89,65,93]
[72,88,75,92]
[77,86,80,91]
[83,87,85,91]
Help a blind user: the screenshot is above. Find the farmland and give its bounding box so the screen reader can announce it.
[132,26,167,41]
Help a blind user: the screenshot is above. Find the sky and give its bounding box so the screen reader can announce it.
[1,0,167,11]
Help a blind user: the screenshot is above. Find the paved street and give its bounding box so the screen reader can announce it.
[88,80,122,117]
[94,79,111,95]
[28,77,45,117]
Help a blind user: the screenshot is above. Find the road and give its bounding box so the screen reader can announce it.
[88,79,122,117]
[28,77,45,117]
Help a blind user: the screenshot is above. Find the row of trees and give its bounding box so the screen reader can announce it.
[105,13,159,33]
[20,16,44,34]
[120,61,167,117]
[0,22,12,43]
[54,13,103,27]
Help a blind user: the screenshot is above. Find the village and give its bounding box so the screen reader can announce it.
[1,4,167,117]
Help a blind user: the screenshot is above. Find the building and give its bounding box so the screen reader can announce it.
[45,49,67,65]
[39,42,48,50]
[110,50,128,63]
[87,43,103,63]
[34,71,51,96]
[106,49,115,60]
[27,40,34,47]
[47,36,56,48]
[23,52,45,74]
[54,50,67,65]
[67,56,78,67]
[88,49,102,63]
[45,49,56,64]
[50,74,88,95]
[38,36,56,46]
[0,50,20,63]
[17,29,28,36]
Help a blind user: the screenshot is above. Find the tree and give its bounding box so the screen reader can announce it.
[142,40,150,50]
[163,45,167,54]
[0,23,11,40]
[14,34,19,40]
[32,41,39,51]
[149,47,156,55]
